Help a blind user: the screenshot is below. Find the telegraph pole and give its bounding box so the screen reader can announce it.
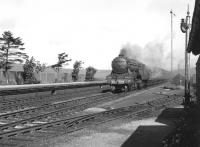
[170,10,175,73]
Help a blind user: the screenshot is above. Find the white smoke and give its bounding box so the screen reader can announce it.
[120,41,168,69]
[120,43,142,60]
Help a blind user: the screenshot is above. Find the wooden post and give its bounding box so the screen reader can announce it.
[196,56,200,103]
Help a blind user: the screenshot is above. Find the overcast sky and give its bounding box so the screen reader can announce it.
[0,0,196,70]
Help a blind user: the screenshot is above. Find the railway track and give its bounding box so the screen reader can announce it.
[0,89,155,128]
[0,92,113,124]
[0,79,166,121]
[0,93,183,147]
[0,79,169,146]
[0,86,108,113]
[0,79,165,114]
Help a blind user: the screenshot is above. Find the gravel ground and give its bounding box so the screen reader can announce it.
[30,104,184,147]
[32,115,178,147]
[28,84,184,147]
[96,84,184,110]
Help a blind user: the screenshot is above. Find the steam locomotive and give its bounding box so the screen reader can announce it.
[106,54,151,91]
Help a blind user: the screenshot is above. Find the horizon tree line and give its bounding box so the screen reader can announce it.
[0,31,97,84]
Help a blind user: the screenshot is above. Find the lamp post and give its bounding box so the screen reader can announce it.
[180,5,191,106]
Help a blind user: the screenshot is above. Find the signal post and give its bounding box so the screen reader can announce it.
[180,5,191,106]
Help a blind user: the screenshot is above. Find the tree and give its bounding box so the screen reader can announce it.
[23,56,45,84]
[35,61,46,74]
[72,60,84,82]
[51,52,71,82]
[51,52,71,72]
[35,61,46,82]
[85,66,97,81]
[0,31,27,84]
[23,56,37,84]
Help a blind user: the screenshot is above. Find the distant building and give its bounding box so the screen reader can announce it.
[0,64,87,84]
[0,63,110,85]
[34,68,86,83]
[0,64,24,85]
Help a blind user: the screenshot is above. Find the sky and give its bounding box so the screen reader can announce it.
[0,0,196,70]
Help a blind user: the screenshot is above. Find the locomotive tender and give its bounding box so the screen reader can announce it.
[106,54,151,91]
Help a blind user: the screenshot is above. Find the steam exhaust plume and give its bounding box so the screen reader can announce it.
[120,43,142,60]
[119,42,169,78]
[120,42,166,68]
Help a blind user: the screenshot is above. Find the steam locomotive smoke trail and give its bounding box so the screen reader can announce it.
[120,42,166,68]
[120,43,142,60]
[119,42,169,78]
[143,42,165,68]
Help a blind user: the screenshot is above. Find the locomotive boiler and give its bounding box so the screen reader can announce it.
[106,54,151,91]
